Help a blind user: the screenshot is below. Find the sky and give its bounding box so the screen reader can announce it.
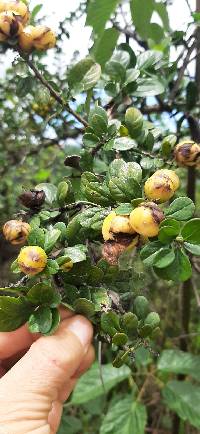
[0,0,196,72]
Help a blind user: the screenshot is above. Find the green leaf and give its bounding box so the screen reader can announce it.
[28,306,52,334]
[28,227,45,248]
[133,77,164,97]
[74,298,95,319]
[86,0,121,35]
[83,133,100,148]
[148,23,164,43]
[36,183,57,205]
[113,137,137,151]
[88,106,108,126]
[44,229,61,254]
[68,58,94,89]
[109,177,141,203]
[0,296,33,332]
[165,197,195,221]
[101,311,121,336]
[16,77,33,97]
[134,296,149,320]
[92,288,111,312]
[115,203,134,215]
[62,246,86,264]
[93,28,120,67]
[82,63,101,90]
[46,259,60,275]
[130,0,154,39]
[184,242,200,256]
[124,68,140,85]
[181,219,200,244]
[27,283,61,307]
[90,114,108,136]
[100,396,147,434]
[158,350,200,382]
[154,2,170,31]
[154,248,192,282]
[71,362,131,404]
[137,50,163,70]
[44,308,61,336]
[140,241,165,267]
[163,381,200,429]
[153,248,175,269]
[30,4,43,23]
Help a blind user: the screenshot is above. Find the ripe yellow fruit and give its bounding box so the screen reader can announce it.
[0,1,29,24]
[174,141,200,167]
[19,25,56,51]
[3,220,31,245]
[102,211,135,241]
[130,202,164,237]
[144,169,180,202]
[18,246,47,276]
[0,10,23,41]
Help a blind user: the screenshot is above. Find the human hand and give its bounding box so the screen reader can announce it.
[0,309,94,434]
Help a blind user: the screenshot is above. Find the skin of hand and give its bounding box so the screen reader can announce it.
[0,309,94,434]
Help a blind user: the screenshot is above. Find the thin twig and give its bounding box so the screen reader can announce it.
[169,40,196,102]
[98,341,106,394]
[18,50,88,128]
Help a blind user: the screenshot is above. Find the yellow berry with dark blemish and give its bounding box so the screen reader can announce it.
[144,169,180,203]
[0,11,23,41]
[174,141,200,167]
[0,0,29,24]
[129,202,164,237]
[3,220,31,245]
[17,246,47,276]
[19,25,56,52]
[102,211,135,241]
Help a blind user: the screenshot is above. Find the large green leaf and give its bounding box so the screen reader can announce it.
[137,50,163,70]
[133,78,164,97]
[93,28,120,67]
[165,197,195,221]
[86,0,121,35]
[100,396,147,434]
[154,249,192,282]
[163,381,200,429]
[71,363,131,404]
[0,296,33,332]
[158,349,200,382]
[154,2,170,31]
[130,0,155,39]
[181,219,200,245]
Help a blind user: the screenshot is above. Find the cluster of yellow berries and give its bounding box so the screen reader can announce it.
[0,0,56,51]
[2,220,47,275]
[103,169,180,242]
[31,100,54,118]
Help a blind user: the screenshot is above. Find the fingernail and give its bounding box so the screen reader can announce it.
[67,316,93,351]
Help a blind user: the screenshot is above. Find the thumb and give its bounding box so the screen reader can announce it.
[0,315,93,432]
[0,315,93,395]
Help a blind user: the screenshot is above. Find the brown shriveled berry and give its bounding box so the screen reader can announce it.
[102,234,139,265]
[19,190,45,209]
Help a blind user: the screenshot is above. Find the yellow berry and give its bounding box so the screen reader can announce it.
[17,246,47,276]
[3,220,31,245]
[129,202,164,237]
[102,211,135,241]
[0,1,29,24]
[144,169,180,203]
[0,11,23,41]
[174,141,200,167]
[19,25,56,52]
[60,260,73,272]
